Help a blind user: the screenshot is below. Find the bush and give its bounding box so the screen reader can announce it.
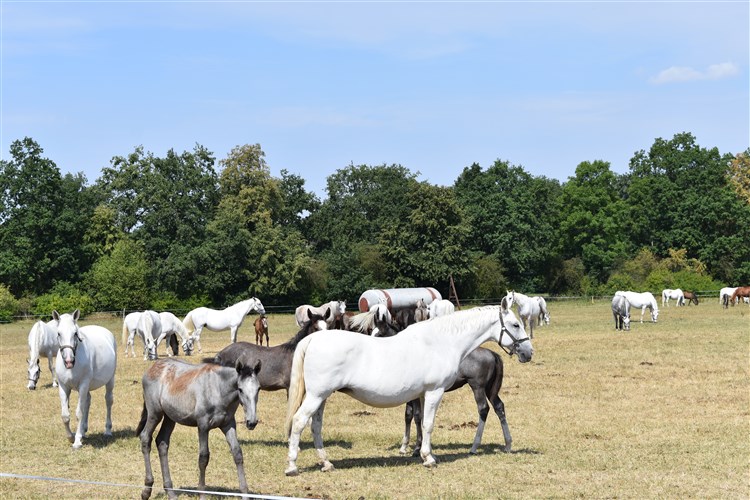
[31,282,95,318]
[0,284,19,322]
[150,292,210,316]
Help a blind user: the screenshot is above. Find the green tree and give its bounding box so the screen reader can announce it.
[454,160,561,290]
[85,238,150,311]
[558,160,630,283]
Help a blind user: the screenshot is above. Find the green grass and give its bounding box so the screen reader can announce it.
[1,302,748,499]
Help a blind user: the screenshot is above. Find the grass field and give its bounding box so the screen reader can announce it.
[1,300,748,499]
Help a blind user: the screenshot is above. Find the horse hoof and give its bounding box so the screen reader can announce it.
[422,460,437,468]
[285,466,299,477]
[72,442,83,449]
[469,449,479,455]
[320,462,335,472]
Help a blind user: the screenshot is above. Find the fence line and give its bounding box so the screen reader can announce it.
[0,472,311,500]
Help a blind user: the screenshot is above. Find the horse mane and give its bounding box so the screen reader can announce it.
[406,306,501,338]
[280,314,326,352]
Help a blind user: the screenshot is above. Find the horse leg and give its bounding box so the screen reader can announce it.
[139,410,162,500]
[58,383,75,444]
[230,326,239,344]
[399,400,416,455]
[264,332,269,347]
[311,401,334,472]
[47,356,58,387]
[104,377,114,437]
[155,417,177,500]
[73,385,92,449]
[221,422,248,494]
[640,306,646,323]
[286,393,327,476]
[127,331,136,357]
[197,426,211,500]
[469,387,490,455]
[412,399,424,457]
[419,389,445,467]
[194,327,204,354]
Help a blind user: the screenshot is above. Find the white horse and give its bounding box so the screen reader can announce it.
[611,295,631,331]
[505,291,541,339]
[347,303,391,336]
[283,302,533,476]
[183,297,265,353]
[54,309,117,449]
[155,311,194,356]
[661,288,685,307]
[428,299,455,318]
[719,287,738,306]
[122,310,161,360]
[534,296,550,326]
[616,291,659,323]
[294,300,346,328]
[27,319,59,390]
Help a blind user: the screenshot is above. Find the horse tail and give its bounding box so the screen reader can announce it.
[285,335,313,438]
[139,312,154,340]
[28,321,43,361]
[486,350,505,401]
[121,319,130,347]
[136,402,148,436]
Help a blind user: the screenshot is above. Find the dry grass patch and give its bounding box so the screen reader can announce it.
[1,303,748,498]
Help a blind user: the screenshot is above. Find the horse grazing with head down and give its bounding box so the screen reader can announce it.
[137,357,261,500]
[611,294,631,331]
[729,286,750,307]
[155,311,194,356]
[682,291,699,306]
[27,319,59,390]
[616,291,659,323]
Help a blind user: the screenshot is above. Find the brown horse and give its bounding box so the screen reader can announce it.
[254,315,269,346]
[683,291,700,305]
[729,286,750,306]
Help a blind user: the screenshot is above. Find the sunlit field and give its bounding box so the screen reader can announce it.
[1,300,748,499]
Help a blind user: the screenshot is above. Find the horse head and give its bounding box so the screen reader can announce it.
[235,359,261,430]
[498,300,533,363]
[53,309,84,369]
[27,358,41,390]
[252,297,266,315]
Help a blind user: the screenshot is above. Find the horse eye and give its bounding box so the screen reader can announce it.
[238,388,244,394]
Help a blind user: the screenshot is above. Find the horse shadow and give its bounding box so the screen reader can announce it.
[239,437,353,451]
[87,428,136,449]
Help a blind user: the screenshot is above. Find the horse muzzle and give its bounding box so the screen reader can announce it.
[245,420,257,430]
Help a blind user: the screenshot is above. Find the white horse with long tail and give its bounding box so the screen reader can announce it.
[504,290,542,339]
[283,302,533,476]
[183,297,265,353]
[122,310,162,360]
[27,319,59,390]
[54,309,117,448]
[616,291,659,323]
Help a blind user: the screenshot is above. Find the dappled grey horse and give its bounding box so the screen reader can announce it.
[612,294,631,331]
[137,358,261,500]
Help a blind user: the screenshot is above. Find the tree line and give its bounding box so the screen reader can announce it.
[1,133,748,320]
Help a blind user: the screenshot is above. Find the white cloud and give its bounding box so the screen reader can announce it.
[650,62,739,84]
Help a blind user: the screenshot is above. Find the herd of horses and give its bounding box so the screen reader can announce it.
[23,285,748,497]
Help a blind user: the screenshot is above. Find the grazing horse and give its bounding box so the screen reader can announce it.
[729,286,750,306]
[373,316,517,455]
[615,291,659,323]
[123,311,163,359]
[211,310,329,394]
[611,295,631,331]
[294,300,345,328]
[534,296,550,326]
[661,288,685,307]
[719,287,738,306]
[54,310,116,448]
[155,311,194,357]
[27,319,59,390]
[183,297,265,353]
[504,291,542,339]
[137,358,261,500]
[254,314,269,346]
[428,299,455,318]
[682,291,700,306]
[283,303,533,476]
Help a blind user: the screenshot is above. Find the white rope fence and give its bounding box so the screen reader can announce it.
[0,472,313,499]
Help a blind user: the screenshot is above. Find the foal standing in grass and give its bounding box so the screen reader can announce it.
[137,358,261,500]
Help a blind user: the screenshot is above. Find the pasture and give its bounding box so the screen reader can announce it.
[1,300,748,499]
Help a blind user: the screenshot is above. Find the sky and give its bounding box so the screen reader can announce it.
[2,1,748,198]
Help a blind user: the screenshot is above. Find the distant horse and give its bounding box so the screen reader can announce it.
[183,297,266,353]
[347,303,391,336]
[661,288,685,307]
[611,295,631,331]
[414,298,429,322]
[294,300,345,328]
[137,357,261,500]
[428,299,455,318]
[155,311,194,357]
[211,309,329,394]
[27,319,59,390]
[123,311,162,360]
[254,315,269,346]
[682,291,700,306]
[373,316,517,455]
[54,310,116,448]
[534,296,550,326]
[729,286,750,306]
[283,303,533,476]
[615,291,659,323]
[504,291,541,339]
[719,287,737,306]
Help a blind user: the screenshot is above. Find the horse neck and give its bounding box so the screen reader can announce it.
[420,308,500,359]
[28,322,44,361]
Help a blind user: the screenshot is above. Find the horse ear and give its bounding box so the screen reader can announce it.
[253,360,261,375]
[324,308,331,320]
[52,310,60,321]
[500,297,509,311]
[307,309,313,320]
[72,309,80,321]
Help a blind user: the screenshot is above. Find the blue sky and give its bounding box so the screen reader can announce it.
[2,1,748,197]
